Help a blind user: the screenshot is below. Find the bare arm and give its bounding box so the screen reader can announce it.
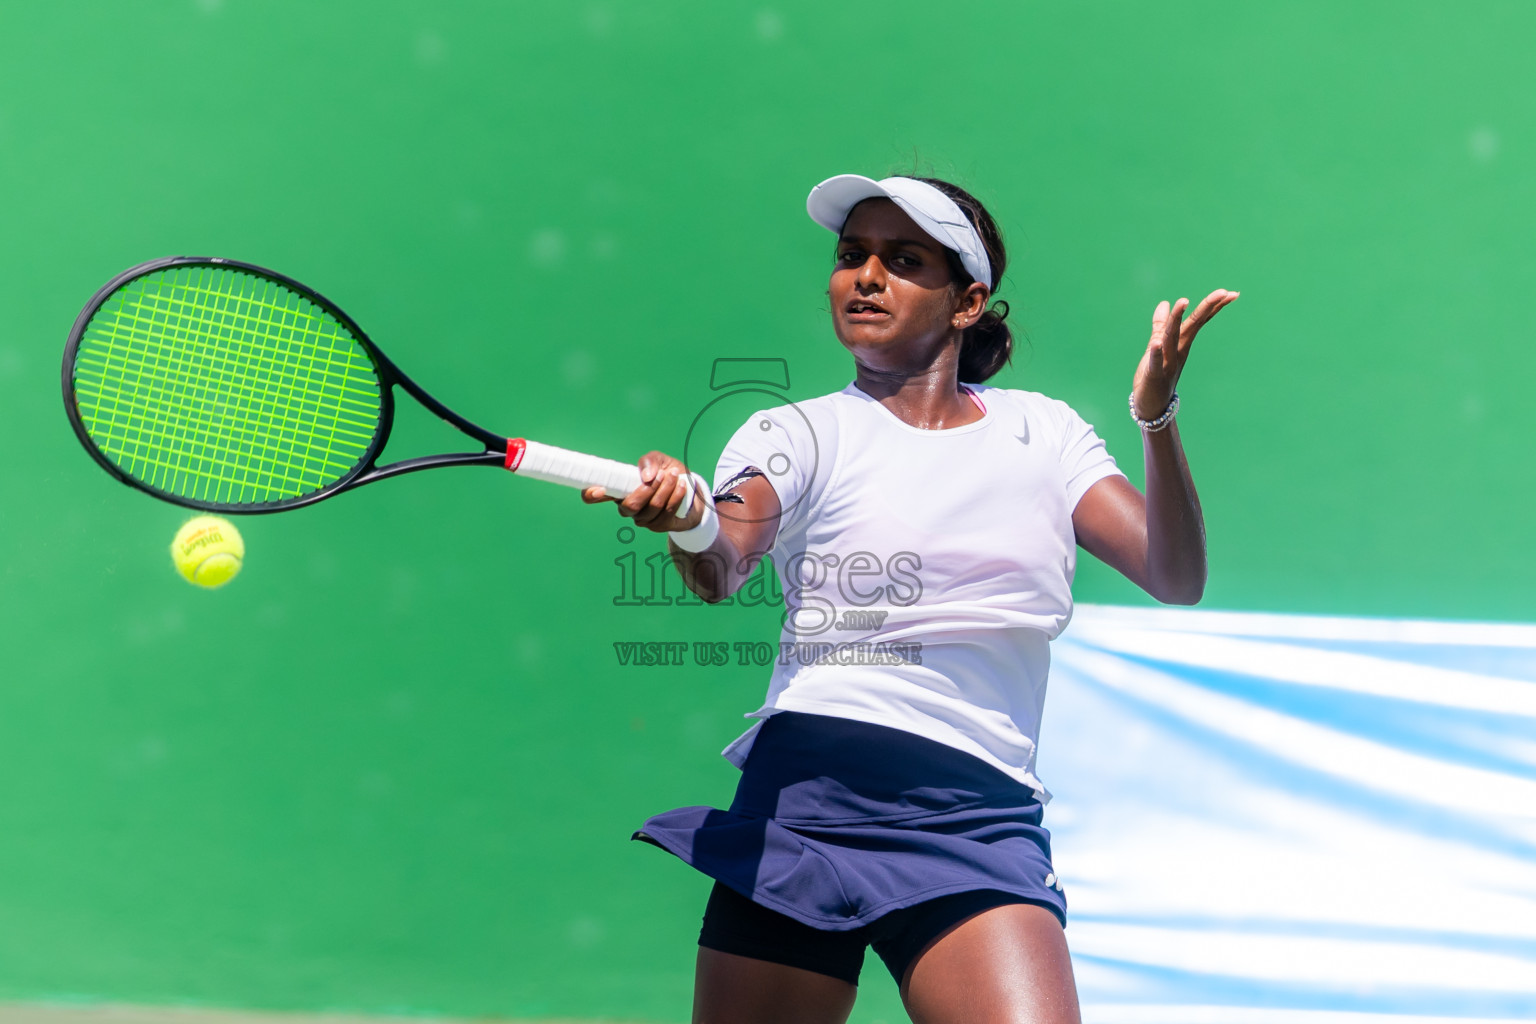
[1073,425,1206,604]
[667,473,781,604]
[581,453,782,604]
[1072,289,1238,605]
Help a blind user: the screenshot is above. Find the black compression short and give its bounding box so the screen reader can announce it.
[698,880,1038,986]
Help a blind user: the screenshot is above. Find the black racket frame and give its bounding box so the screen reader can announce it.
[63,256,510,514]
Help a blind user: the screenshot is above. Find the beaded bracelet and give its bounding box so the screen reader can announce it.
[1129,391,1180,432]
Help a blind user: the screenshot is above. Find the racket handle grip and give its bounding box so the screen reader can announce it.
[506,438,643,498]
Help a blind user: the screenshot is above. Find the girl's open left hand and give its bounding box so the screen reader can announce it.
[1132,289,1239,420]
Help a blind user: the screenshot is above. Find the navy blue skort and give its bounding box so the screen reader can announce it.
[633,711,1066,931]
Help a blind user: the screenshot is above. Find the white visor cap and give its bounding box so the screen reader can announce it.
[806,174,992,290]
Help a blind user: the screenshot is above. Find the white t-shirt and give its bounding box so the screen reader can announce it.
[712,381,1125,799]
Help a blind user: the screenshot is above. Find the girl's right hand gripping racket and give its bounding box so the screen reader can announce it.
[62,256,670,515]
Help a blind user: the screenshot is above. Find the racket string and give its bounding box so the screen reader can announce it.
[72,264,384,506]
[83,279,337,501]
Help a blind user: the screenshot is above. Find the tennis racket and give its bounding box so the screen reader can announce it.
[62,256,659,514]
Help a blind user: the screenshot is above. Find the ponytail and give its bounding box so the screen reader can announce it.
[958,299,1011,384]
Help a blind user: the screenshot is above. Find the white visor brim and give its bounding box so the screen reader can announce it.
[806,174,991,289]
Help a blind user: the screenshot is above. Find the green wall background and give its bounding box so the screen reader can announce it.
[1,2,1532,1021]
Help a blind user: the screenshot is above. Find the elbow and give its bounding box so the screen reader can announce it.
[691,572,738,605]
[1153,574,1206,606]
[683,576,731,604]
[1145,562,1206,606]
[696,573,751,604]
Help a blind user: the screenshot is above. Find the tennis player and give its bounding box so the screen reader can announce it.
[583,174,1236,1023]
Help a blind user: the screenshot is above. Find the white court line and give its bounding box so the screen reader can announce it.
[1069,922,1536,992]
[1056,647,1536,821]
[1083,1006,1527,1024]
[1074,605,1536,648]
[1064,625,1536,717]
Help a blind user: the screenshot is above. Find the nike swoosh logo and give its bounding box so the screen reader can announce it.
[1015,417,1030,445]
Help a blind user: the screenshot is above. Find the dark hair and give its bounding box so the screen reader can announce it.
[910,176,1012,383]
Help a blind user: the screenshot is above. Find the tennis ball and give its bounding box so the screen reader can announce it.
[171,515,245,588]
